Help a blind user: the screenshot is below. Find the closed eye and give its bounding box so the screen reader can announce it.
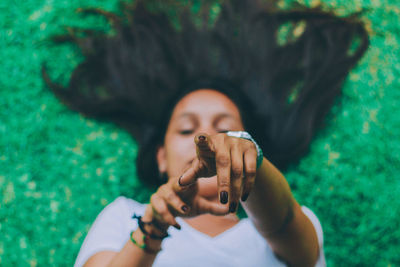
[180,130,194,135]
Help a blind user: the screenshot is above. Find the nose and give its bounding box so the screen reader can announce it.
[196,122,219,137]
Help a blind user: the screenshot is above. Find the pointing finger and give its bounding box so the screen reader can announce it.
[195,133,215,162]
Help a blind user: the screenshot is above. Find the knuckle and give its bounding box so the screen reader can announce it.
[150,194,158,203]
[246,168,257,177]
[165,191,175,202]
[230,136,240,145]
[158,206,168,217]
[216,133,226,140]
[231,167,243,178]
[245,139,255,148]
[158,185,167,195]
[218,180,230,188]
[216,155,230,167]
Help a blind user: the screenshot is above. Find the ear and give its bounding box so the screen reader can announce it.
[156,145,167,174]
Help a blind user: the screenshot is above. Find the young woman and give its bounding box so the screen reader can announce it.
[43,0,369,266]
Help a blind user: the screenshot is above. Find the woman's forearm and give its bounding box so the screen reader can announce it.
[241,158,319,266]
[104,207,165,267]
[241,158,294,234]
[105,237,159,267]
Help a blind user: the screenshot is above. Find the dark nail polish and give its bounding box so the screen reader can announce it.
[220,191,228,204]
[241,193,249,202]
[198,135,206,141]
[178,175,183,186]
[173,224,181,230]
[229,202,237,213]
[181,205,188,213]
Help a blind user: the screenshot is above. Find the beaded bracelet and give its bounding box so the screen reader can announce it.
[132,214,169,240]
[130,231,161,254]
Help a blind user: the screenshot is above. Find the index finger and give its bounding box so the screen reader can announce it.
[177,158,204,187]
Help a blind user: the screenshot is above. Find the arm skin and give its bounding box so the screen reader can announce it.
[241,158,320,267]
[183,133,320,266]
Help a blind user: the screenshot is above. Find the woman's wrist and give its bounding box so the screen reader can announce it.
[128,205,172,254]
[143,205,171,233]
[130,229,162,254]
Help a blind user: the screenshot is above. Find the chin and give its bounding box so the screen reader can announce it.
[197,176,219,200]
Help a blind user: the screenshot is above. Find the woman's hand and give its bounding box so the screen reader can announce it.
[179,133,259,213]
[146,172,229,229]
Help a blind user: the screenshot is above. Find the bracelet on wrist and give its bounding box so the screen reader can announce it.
[130,231,161,254]
[132,214,169,240]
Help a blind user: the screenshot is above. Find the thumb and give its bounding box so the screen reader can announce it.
[196,197,229,216]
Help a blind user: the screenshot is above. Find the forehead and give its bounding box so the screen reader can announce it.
[171,89,241,119]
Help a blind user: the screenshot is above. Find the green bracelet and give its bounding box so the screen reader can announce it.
[130,231,161,254]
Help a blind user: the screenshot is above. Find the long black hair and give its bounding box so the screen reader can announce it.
[42,0,369,189]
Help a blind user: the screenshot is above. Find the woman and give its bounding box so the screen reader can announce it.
[43,0,369,266]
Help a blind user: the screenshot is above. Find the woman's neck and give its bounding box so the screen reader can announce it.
[183,213,239,237]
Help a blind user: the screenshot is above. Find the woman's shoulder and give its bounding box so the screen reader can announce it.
[108,196,147,214]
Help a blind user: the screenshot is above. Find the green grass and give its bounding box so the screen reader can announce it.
[1,0,399,266]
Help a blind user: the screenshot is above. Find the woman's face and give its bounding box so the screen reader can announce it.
[157,89,245,199]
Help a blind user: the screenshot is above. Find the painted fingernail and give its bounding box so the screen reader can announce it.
[220,191,228,204]
[181,205,188,213]
[241,193,249,202]
[178,175,184,186]
[173,223,181,230]
[198,135,206,141]
[229,202,237,213]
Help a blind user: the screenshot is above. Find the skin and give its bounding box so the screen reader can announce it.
[84,89,319,267]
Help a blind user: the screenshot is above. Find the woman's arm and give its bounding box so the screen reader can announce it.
[83,207,164,267]
[241,158,319,266]
[83,172,228,267]
[180,133,320,266]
